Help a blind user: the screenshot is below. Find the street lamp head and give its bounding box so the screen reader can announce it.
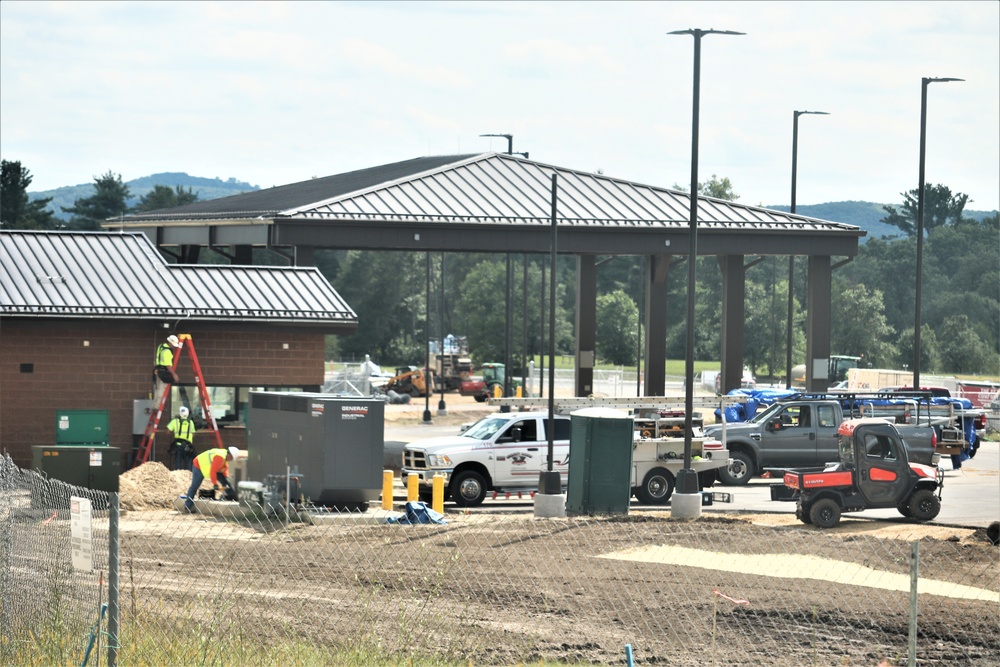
[924,77,964,84]
[795,110,830,118]
[668,28,745,37]
[480,133,512,139]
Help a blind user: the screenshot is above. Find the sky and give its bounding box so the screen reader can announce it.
[2,1,998,210]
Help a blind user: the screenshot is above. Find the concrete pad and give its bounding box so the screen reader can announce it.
[670,492,702,519]
[534,493,567,518]
[307,508,401,525]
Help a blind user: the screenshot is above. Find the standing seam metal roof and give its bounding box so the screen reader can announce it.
[1,231,356,325]
[115,153,862,235]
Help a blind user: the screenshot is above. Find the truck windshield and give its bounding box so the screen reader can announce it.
[748,403,784,424]
[462,417,509,440]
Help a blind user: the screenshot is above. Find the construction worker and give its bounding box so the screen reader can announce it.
[153,334,181,396]
[182,446,240,512]
[166,406,196,471]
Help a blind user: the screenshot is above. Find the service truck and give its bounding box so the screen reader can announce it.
[401,396,740,507]
[704,394,942,486]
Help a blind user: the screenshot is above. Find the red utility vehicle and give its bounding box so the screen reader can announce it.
[774,418,943,528]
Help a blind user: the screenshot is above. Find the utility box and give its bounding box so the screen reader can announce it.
[55,410,110,446]
[246,392,384,511]
[566,408,633,516]
[132,399,156,435]
[32,446,121,492]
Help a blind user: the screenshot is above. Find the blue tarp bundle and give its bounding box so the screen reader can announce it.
[716,388,799,422]
[387,500,448,525]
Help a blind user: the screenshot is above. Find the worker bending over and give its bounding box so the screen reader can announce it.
[182,446,239,512]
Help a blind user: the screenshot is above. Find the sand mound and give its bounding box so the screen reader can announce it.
[119,461,210,511]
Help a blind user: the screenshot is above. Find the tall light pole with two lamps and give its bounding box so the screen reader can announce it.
[667,27,744,519]
[786,110,829,389]
[913,77,962,389]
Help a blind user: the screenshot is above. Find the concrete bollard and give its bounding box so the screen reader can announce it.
[381,470,394,510]
[432,474,445,514]
[407,473,418,502]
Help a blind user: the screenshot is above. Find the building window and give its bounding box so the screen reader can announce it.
[170,385,308,426]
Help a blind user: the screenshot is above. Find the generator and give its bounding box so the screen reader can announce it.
[246,393,384,511]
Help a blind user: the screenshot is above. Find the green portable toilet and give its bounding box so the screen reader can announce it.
[566,407,634,515]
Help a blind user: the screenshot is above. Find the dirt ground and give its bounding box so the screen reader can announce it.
[113,395,998,665]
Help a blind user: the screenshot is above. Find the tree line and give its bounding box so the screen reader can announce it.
[1,161,198,230]
[3,159,997,378]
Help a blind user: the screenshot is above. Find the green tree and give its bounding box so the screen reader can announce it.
[830,281,896,367]
[61,171,130,230]
[894,325,940,374]
[333,250,427,364]
[595,290,640,365]
[936,315,995,375]
[672,174,739,201]
[132,184,199,213]
[1,160,56,229]
[880,183,968,237]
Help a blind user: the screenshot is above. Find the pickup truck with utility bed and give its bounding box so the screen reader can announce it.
[401,405,732,507]
[704,395,941,486]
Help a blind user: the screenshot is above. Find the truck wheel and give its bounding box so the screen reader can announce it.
[635,467,675,505]
[796,500,812,524]
[718,452,754,486]
[908,489,941,521]
[809,498,842,528]
[474,393,487,403]
[450,470,487,507]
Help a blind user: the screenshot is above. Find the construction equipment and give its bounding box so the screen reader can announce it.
[430,336,474,391]
[384,366,435,398]
[134,334,224,467]
[460,362,521,402]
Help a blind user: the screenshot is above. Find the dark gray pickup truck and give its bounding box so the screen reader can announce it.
[704,398,940,485]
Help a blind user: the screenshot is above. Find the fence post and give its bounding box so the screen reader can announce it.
[908,540,919,667]
[108,492,120,667]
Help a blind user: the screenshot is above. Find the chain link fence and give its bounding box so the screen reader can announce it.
[3,453,998,666]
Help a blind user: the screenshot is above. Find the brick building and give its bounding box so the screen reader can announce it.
[0,230,356,469]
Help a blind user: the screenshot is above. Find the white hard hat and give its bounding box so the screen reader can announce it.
[167,335,180,347]
[178,406,189,418]
[227,446,240,460]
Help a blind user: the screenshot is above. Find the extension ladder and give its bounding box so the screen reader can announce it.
[134,334,224,467]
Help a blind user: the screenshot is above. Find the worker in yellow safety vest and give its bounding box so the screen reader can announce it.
[153,334,181,395]
[166,406,197,471]
[182,446,239,512]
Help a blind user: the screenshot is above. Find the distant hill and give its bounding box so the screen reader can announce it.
[766,201,998,241]
[28,173,260,221]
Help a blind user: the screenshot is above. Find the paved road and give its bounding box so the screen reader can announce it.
[386,417,999,529]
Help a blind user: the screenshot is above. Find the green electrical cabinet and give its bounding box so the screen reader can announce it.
[55,409,110,446]
[32,446,121,492]
[566,407,634,515]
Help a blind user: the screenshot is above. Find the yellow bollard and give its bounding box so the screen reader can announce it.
[493,383,502,398]
[381,470,394,510]
[432,474,445,514]
[516,385,522,398]
[407,473,419,502]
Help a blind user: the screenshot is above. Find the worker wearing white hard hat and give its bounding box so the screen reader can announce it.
[182,446,237,512]
[166,406,196,471]
[153,334,182,396]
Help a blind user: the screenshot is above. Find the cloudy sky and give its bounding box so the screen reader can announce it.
[2,1,997,210]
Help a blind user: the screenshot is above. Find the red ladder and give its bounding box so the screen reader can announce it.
[134,334,224,467]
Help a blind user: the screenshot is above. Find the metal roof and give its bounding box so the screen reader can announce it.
[116,153,862,234]
[0,230,357,327]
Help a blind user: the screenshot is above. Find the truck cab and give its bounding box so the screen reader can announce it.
[401,412,571,506]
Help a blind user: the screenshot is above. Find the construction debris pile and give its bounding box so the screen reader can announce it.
[118,461,207,511]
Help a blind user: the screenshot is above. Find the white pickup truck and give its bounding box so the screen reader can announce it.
[400,410,731,507]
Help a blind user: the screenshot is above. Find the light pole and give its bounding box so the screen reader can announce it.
[787,110,829,389]
[913,77,962,389]
[438,252,447,416]
[423,251,432,424]
[668,27,744,519]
